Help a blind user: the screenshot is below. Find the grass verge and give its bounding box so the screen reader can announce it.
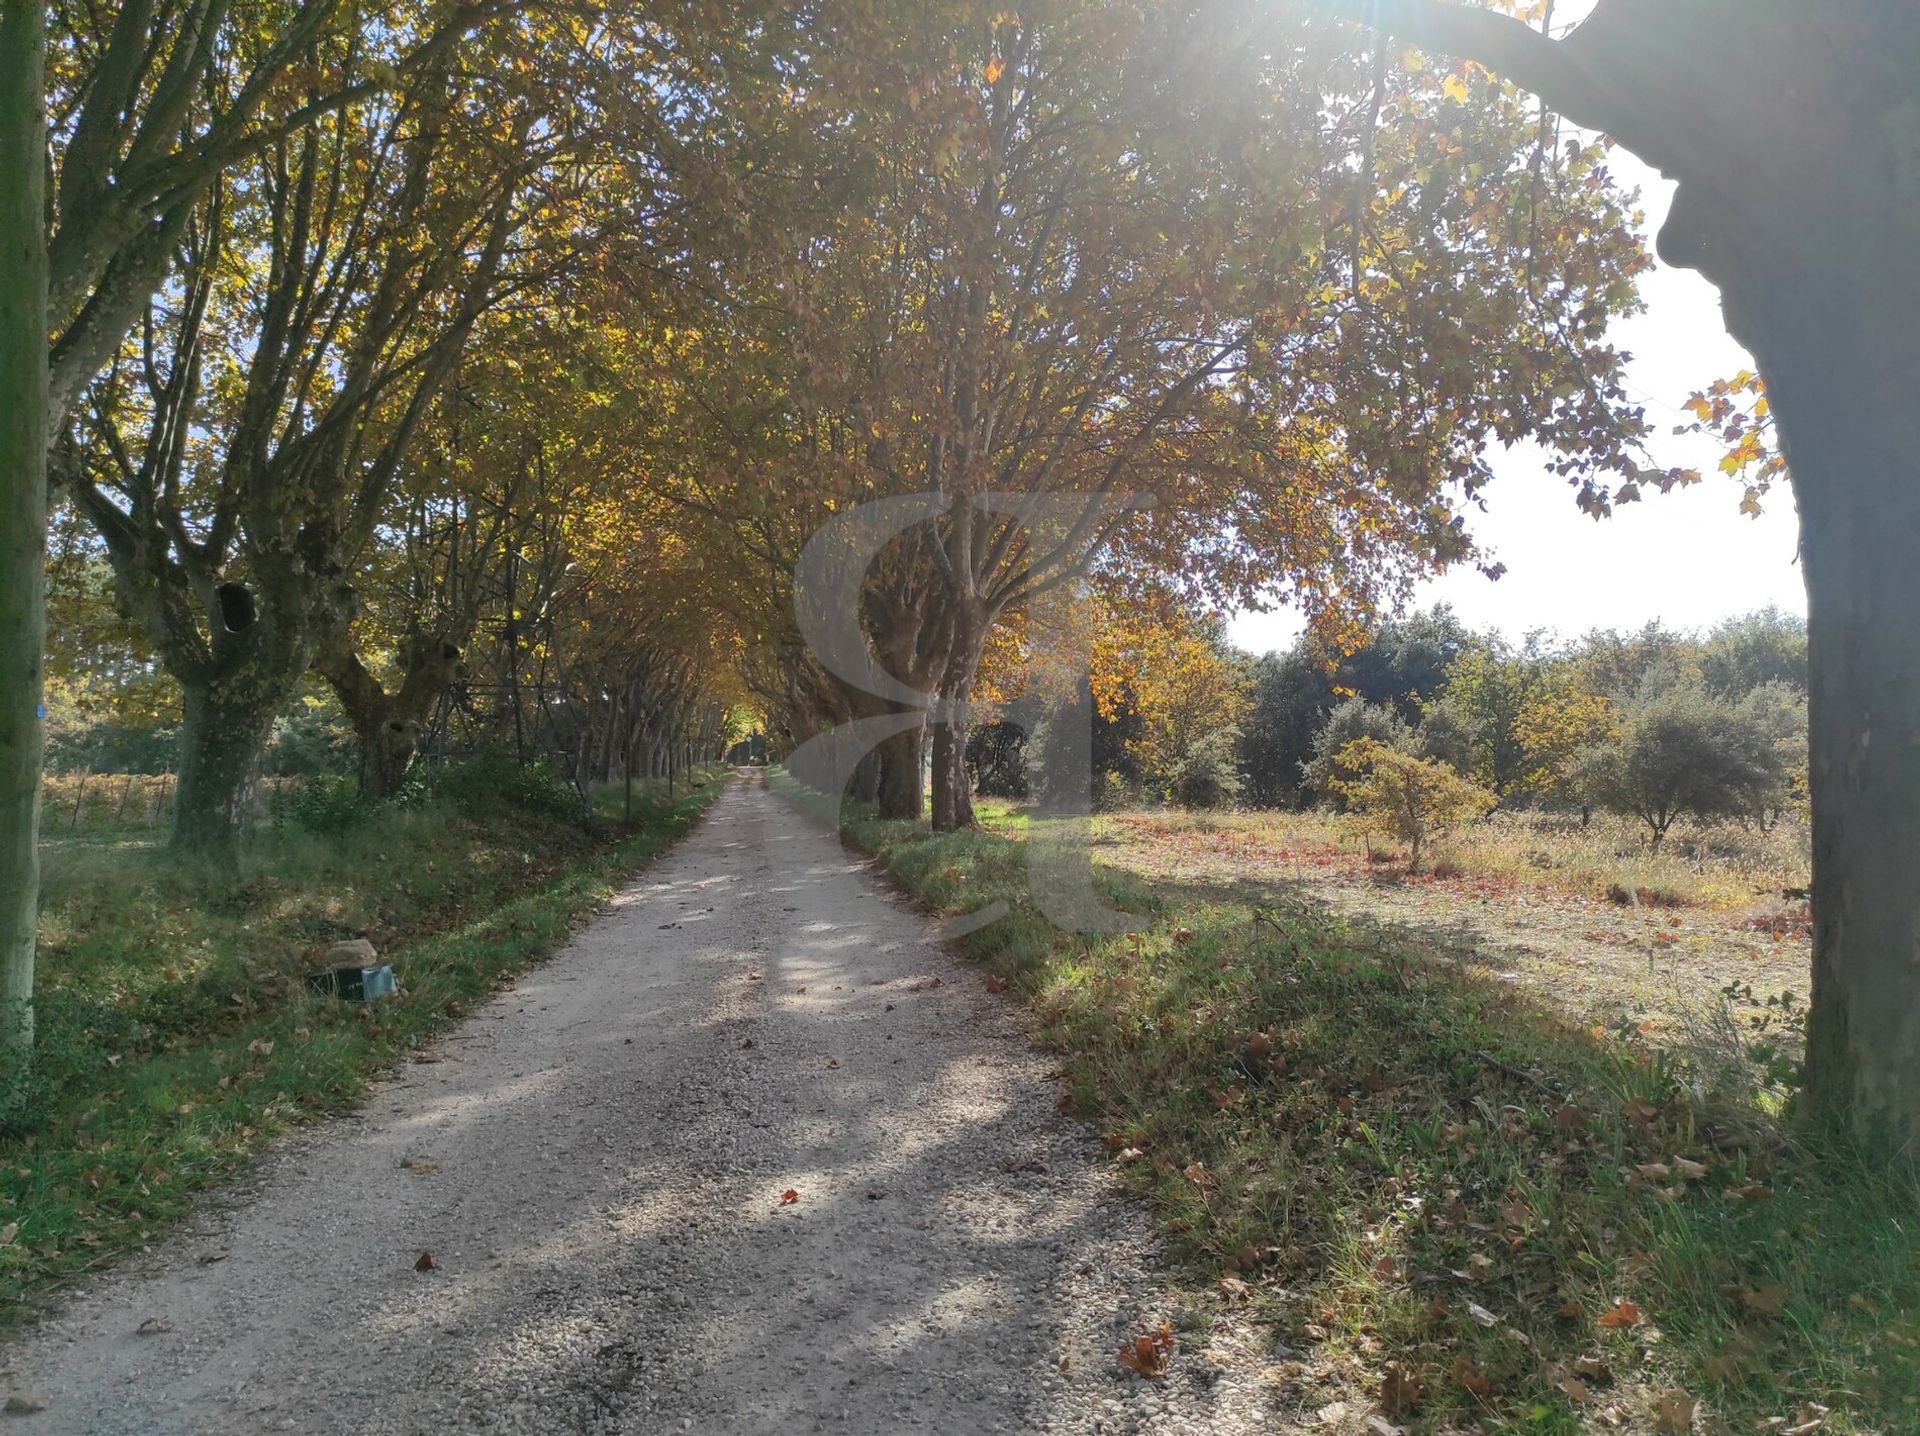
[0,765,726,1326]
[772,771,1914,1436]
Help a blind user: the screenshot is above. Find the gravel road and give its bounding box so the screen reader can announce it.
[0,773,1283,1434]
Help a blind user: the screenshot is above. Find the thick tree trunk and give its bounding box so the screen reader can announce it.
[876,721,924,821]
[1743,257,1920,1153]
[849,747,883,807]
[172,677,287,849]
[0,0,48,1096]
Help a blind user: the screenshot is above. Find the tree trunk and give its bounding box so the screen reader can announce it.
[876,721,924,821]
[849,746,882,807]
[930,676,976,832]
[1745,259,1920,1152]
[0,0,48,1097]
[172,677,286,849]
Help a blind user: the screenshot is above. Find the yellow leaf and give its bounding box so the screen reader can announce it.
[1442,74,1472,103]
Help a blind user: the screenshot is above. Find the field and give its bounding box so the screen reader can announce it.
[1093,807,1813,1052]
[789,778,1910,1436]
[0,766,726,1323]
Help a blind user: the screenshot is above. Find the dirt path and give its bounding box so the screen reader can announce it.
[0,775,1273,1435]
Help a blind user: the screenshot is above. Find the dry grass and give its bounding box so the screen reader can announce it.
[1112,807,1809,913]
[1085,806,1813,1050]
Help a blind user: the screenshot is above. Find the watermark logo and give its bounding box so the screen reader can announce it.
[784,491,1149,936]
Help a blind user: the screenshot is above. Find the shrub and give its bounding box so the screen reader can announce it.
[273,774,377,835]
[435,751,584,823]
[1167,729,1243,810]
[1331,737,1496,869]
[1300,697,1411,809]
[966,721,1029,799]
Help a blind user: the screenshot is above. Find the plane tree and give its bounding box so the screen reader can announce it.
[657,0,1670,828]
[64,51,539,845]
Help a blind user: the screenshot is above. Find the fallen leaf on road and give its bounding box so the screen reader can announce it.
[1117,1323,1175,1379]
[985,974,1008,993]
[196,1249,229,1265]
[136,1317,172,1337]
[400,1157,439,1174]
[410,1053,441,1065]
[778,1189,800,1206]
[825,1058,840,1069]
[414,1251,436,1272]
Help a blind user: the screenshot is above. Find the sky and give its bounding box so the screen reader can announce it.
[1228,140,1807,658]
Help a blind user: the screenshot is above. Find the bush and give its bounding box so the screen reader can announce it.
[966,721,1029,799]
[272,774,378,835]
[1576,684,1789,846]
[434,751,584,823]
[1167,729,1243,810]
[1300,697,1411,808]
[1331,736,1496,868]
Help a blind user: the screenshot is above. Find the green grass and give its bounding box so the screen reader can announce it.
[0,765,726,1325]
[774,772,1916,1434]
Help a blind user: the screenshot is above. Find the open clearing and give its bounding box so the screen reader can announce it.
[1090,808,1812,1043]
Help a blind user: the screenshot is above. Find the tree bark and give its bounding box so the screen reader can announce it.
[1745,255,1920,1152]
[319,636,466,800]
[0,0,48,1097]
[171,674,289,849]
[876,721,925,821]
[930,669,978,832]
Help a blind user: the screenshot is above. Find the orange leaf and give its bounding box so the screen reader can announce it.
[1596,1299,1643,1329]
[1117,1323,1176,1379]
[778,1189,800,1206]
